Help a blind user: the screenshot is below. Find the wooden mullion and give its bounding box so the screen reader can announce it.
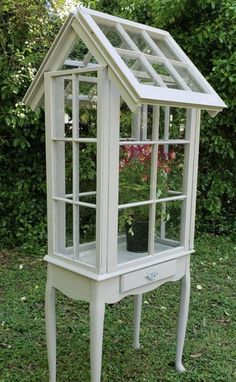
[52,76,66,253]
[148,106,160,255]
[96,67,110,273]
[160,106,170,241]
[72,74,80,260]
[44,74,55,256]
[107,82,120,272]
[83,51,93,66]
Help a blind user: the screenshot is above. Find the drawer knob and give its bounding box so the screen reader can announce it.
[145,271,158,281]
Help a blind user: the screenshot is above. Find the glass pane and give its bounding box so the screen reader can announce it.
[148,60,182,89]
[118,205,150,263]
[79,142,97,195]
[120,55,154,84]
[159,107,187,140]
[78,81,97,138]
[52,77,73,139]
[98,24,131,50]
[79,206,96,245]
[53,141,72,199]
[156,144,184,199]
[151,36,180,61]
[54,200,73,257]
[125,29,156,55]
[155,200,182,245]
[64,78,73,137]
[120,101,153,141]
[173,65,203,92]
[65,142,73,197]
[66,202,73,248]
[67,38,89,61]
[119,144,151,204]
[78,206,96,267]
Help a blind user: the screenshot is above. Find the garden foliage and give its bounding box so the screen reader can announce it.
[0,0,235,252]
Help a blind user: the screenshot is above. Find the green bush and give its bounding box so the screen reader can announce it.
[0,0,235,253]
[0,1,61,252]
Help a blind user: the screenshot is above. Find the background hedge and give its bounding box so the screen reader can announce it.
[0,0,235,253]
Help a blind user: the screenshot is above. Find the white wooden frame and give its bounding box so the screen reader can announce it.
[45,65,201,279]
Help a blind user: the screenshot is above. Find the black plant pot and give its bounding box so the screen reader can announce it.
[125,220,149,253]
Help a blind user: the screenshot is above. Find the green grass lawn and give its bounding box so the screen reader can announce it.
[0,233,236,382]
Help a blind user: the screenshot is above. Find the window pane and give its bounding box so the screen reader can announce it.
[173,65,203,92]
[78,81,97,138]
[155,200,182,246]
[120,101,153,141]
[159,107,187,140]
[53,141,72,199]
[79,142,97,195]
[156,145,184,198]
[64,78,73,137]
[151,36,180,61]
[120,55,153,84]
[125,29,156,55]
[67,39,89,61]
[119,144,151,204]
[98,24,131,50]
[78,206,96,267]
[66,202,73,248]
[148,60,182,89]
[54,200,73,256]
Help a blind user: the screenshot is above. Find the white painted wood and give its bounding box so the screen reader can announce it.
[160,106,170,241]
[189,110,201,249]
[107,81,120,272]
[141,105,148,140]
[119,139,189,145]
[118,194,186,210]
[132,106,142,140]
[140,82,225,111]
[133,294,142,349]
[44,74,55,256]
[120,259,177,292]
[90,283,105,382]
[72,74,80,260]
[83,51,93,66]
[80,6,169,37]
[180,109,197,249]
[52,77,66,253]
[148,106,159,255]
[176,255,191,373]
[96,67,110,273]
[45,280,56,382]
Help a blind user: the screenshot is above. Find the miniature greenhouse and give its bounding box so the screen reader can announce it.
[23,6,226,382]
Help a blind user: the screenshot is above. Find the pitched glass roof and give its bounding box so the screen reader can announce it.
[74,7,226,113]
[23,6,226,114]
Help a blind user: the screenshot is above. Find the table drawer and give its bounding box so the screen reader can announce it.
[120,260,177,292]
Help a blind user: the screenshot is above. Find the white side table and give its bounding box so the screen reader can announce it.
[45,254,190,381]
